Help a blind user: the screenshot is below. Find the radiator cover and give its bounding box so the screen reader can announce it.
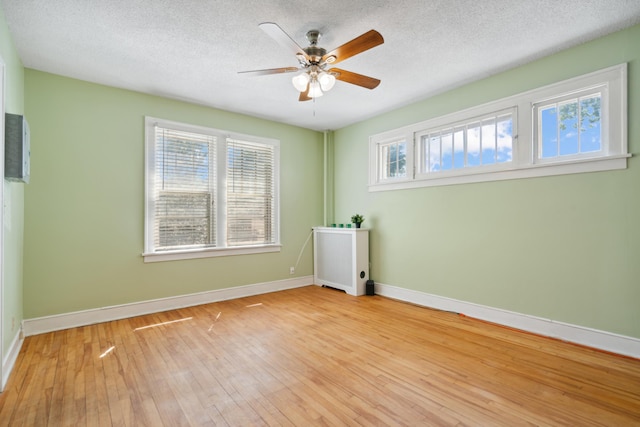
[313,227,369,296]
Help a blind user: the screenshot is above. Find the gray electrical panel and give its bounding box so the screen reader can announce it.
[5,113,30,183]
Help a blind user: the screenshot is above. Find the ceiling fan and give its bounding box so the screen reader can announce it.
[239,22,384,101]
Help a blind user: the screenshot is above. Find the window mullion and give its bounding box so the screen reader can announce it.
[577,97,583,153]
[494,115,498,163]
[412,136,416,179]
[439,133,443,171]
[556,103,561,157]
[369,64,625,192]
[464,124,468,167]
[209,136,216,247]
[479,122,483,165]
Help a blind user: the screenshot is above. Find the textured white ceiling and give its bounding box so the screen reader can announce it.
[2,0,640,131]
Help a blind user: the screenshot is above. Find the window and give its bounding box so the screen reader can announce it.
[369,64,627,191]
[369,132,414,186]
[379,138,407,180]
[416,108,515,176]
[534,89,603,161]
[144,118,280,262]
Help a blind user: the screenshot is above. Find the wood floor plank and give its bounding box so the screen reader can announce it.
[1,285,639,426]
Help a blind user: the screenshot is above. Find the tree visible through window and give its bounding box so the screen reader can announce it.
[379,140,407,180]
[538,93,602,159]
[369,64,626,191]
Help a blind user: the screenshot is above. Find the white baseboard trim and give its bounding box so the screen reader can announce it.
[23,276,313,337]
[2,327,24,391]
[375,282,640,359]
[21,278,639,359]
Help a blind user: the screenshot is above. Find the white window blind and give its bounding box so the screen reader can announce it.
[144,117,280,262]
[227,138,275,246]
[154,127,216,251]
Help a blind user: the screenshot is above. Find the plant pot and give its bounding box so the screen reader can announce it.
[354,222,361,228]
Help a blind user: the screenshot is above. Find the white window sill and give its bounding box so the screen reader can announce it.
[143,244,282,263]
[369,154,630,192]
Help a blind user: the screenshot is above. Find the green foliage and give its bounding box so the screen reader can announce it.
[389,144,406,177]
[351,214,364,224]
[558,97,601,131]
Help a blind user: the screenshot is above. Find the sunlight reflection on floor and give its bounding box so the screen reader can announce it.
[133,317,193,332]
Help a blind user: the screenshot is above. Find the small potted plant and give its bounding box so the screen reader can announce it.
[351,214,365,228]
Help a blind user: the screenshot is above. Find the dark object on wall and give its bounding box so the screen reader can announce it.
[5,113,30,183]
[366,279,375,296]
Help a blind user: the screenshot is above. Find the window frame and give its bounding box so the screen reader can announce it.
[143,117,281,263]
[369,131,413,185]
[369,63,628,192]
[533,86,606,164]
[414,106,517,180]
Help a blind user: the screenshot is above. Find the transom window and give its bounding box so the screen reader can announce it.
[417,109,514,174]
[378,138,407,180]
[369,64,627,191]
[144,117,280,262]
[535,89,603,161]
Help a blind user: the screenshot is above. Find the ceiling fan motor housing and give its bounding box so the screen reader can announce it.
[304,46,327,64]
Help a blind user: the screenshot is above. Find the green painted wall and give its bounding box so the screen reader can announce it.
[23,71,323,318]
[0,6,25,361]
[333,24,640,339]
[13,17,640,344]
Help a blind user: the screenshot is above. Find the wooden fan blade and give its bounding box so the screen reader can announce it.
[322,30,383,65]
[259,22,310,62]
[299,85,311,102]
[238,67,299,76]
[330,68,381,89]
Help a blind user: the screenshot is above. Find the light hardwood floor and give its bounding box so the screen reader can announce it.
[1,285,639,426]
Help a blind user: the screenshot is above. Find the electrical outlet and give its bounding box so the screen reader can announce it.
[289,267,295,275]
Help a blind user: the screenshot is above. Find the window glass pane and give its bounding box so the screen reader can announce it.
[497,115,513,163]
[380,141,406,179]
[580,95,601,153]
[396,143,407,177]
[416,112,514,174]
[467,123,481,167]
[559,100,579,155]
[441,131,453,171]
[389,143,398,177]
[540,106,558,158]
[453,128,465,169]
[481,118,496,165]
[429,135,441,171]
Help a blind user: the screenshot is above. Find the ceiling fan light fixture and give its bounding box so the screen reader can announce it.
[243,23,384,102]
[308,80,323,98]
[318,72,336,91]
[292,72,310,92]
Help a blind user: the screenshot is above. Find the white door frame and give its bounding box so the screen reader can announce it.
[0,56,6,391]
